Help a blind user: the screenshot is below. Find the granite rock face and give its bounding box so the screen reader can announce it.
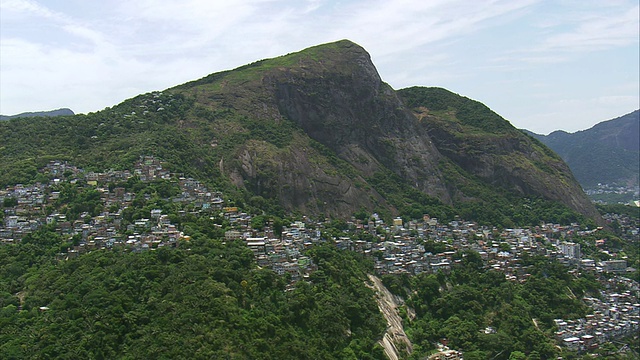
[176,40,600,221]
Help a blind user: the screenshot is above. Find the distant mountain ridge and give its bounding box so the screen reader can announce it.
[524,110,639,189]
[0,108,74,120]
[0,40,601,225]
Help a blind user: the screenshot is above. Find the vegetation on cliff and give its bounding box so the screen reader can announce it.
[398,86,600,223]
[526,110,639,189]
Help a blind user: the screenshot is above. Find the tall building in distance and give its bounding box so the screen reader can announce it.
[559,242,581,259]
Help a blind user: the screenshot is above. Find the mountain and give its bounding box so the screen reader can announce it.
[397,87,600,221]
[0,40,600,224]
[174,40,452,216]
[525,110,639,189]
[0,108,74,120]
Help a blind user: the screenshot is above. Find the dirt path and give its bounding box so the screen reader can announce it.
[367,274,413,360]
[16,291,26,310]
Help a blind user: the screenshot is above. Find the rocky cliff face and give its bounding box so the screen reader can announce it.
[226,137,388,217]
[173,40,600,222]
[176,41,450,217]
[398,86,601,221]
[270,42,450,203]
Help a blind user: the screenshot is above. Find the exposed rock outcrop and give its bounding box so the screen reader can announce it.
[174,40,600,222]
[367,275,413,360]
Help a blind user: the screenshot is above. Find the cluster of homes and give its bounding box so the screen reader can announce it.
[224,220,321,282]
[603,211,640,238]
[0,157,223,255]
[2,157,639,352]
[555,276,639,353]
[233,215,638,353]
[324,216,634,280]
[585,183,639,205]
[117,90,171,120]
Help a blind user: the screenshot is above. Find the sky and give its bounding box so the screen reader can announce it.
[0,0,638,134]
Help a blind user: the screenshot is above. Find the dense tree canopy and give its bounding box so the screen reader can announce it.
[0,238,386,359]
[394,253,598,360]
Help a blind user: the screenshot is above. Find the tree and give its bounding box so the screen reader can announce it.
[250,215,268,231]
[3,197,17,207]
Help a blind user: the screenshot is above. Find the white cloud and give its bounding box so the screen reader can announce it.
[1,0,59,19]
[540,5,639,52]
[501,2,639,65]
[0,0,637,134]
[324,0,537,57]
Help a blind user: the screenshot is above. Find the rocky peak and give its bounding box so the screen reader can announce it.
[170,40,600,222]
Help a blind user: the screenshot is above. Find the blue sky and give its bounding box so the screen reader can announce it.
[1,0,638,134]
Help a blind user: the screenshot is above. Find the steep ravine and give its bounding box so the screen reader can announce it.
[367,275,413,360]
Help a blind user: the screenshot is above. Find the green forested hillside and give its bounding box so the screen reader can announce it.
[525,110,639,189]
[0,93,215,186]
[0,234,385,359]
[0,108,75,121]
[397,253,596,359]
